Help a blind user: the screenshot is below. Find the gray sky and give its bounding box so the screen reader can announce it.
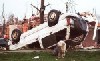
[0,0,100,20]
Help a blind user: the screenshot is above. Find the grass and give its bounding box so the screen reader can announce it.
[0,51,100,61]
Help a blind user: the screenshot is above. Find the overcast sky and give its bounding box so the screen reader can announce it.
[0,0,100,20]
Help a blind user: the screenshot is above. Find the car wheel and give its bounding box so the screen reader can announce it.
[48,9,61,27]
[11,29,22,44]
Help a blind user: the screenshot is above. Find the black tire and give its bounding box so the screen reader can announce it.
[48,9,61,27]
[11,29,22,44]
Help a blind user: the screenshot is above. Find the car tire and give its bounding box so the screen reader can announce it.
[11,29,22,44]
[48,9,61,27]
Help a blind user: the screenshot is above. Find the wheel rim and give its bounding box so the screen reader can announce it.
[49,12,57,22]
[12,32,18,40]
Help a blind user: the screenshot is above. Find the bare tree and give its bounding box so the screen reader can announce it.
[8,13,14,25]
[30,0,50,24]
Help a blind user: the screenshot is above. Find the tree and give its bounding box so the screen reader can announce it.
[8,13,14,25]
[31,0,50,24]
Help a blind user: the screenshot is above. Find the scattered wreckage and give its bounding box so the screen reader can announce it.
[6,9,98,50]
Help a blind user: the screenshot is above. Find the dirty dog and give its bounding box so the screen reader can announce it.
[53,40,66,58]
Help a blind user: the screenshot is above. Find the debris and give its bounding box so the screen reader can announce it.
[83,46,95,50]
[73,60,75,61]
[56,59,58,60]
[34,56,39,59]
[71,59,75,61]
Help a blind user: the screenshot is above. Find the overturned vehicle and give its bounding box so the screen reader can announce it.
[9,9,97,50]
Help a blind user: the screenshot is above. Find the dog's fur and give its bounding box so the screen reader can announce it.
[54,40,66,58]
